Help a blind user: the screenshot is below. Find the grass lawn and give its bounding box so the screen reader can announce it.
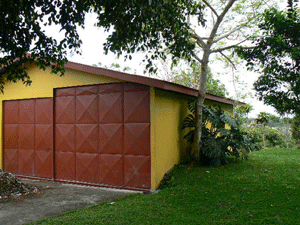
[32,148,300,224]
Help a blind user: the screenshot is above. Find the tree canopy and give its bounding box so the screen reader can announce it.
[0,0,201,92]
[0,0,92,91]
[236,2,300,115]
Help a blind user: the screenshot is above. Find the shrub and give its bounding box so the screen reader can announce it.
[182,101,258,166]
[243,125,290,149]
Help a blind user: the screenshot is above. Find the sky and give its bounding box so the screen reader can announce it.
[63,12,278,119]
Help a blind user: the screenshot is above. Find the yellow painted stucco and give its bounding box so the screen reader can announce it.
[0,66,121,169]
[150,88,192,189]
[150,91,233,190]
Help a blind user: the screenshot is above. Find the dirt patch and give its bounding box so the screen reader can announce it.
[0,170,39,201]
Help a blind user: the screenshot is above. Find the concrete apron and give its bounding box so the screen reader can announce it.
[0,179,138,225]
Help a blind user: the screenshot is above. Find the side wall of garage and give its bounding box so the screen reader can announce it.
[150,90,234,190]
[0,66,121,169]
[150,88,192,190]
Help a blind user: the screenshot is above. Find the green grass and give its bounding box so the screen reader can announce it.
[32,148,300,224]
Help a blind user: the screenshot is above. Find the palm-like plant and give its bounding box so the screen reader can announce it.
[182,100,254,166]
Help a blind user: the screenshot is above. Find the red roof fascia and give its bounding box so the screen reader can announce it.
[65,61,243,106]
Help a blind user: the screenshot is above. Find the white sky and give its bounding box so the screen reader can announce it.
[63,13,278,119]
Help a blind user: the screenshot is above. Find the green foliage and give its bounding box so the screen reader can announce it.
[182,100,256,166]
[255,112,271,126]
[236,6,300,115]
[291,114,300,144]
[1,0,204,91]
[0,0,91,92]
[94,0,205,72]
[243,125,289,149]
[170,62,228,97]
[234,104,253,124]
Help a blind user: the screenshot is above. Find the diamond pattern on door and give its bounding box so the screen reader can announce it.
[99,124,123,154]
[55,151,75,180]
[18,149,34,175]
[99,154,123,186]
[124,124,150,155]
[4,124,19,149]
[3,101,18,124]
[3,149,18,174]
[124,155,151,189]
[35,150,53,178]
[55,124,76,152]
[76,153,99,183]
[56,87,76,96]
[3,98,54,178]
[3,83,151,190]
[19,100,35,124]
[19,124,34,150]
[76,85,98,95]
[99,93,123,123]
[35,124,53,151]
[35,98,53,124]
[99,83,123,94]
[76,95,98,124]
[124,91,150,123]
[76,125,98,153]
[55,96,76,124]
[54,83,151,189]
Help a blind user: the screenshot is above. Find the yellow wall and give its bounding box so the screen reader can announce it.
[204,99,233,114]
[150,91,233,190]
[151,88,192,189]
[0,66,121,169]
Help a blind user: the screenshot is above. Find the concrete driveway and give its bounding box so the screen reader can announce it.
[0,179,138,225]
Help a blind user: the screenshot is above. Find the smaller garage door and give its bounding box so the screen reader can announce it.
[3,98,53,178]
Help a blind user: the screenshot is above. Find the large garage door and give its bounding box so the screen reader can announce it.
[3,98,53,178]
[55,83,151,189]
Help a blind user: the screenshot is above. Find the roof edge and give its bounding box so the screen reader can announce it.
[65,61,244,106]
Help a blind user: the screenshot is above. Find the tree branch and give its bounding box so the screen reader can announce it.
[203,0,219,18]
[211,39,249,53]
[190,50,202,64]
[207,0,237,46]
[219,51,237,70]
[213,23,247,43]
[191,32,207,48]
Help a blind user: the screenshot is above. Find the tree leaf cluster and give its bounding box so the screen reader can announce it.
[93,0,205,73]
[0,0,92,92]
[0,0,205,91]
[236,6,300,115]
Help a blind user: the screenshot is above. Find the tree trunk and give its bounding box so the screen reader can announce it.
[194,50,210,161]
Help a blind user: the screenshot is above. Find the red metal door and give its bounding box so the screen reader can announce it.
[54,83,151,189]
[3,98,53,178]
